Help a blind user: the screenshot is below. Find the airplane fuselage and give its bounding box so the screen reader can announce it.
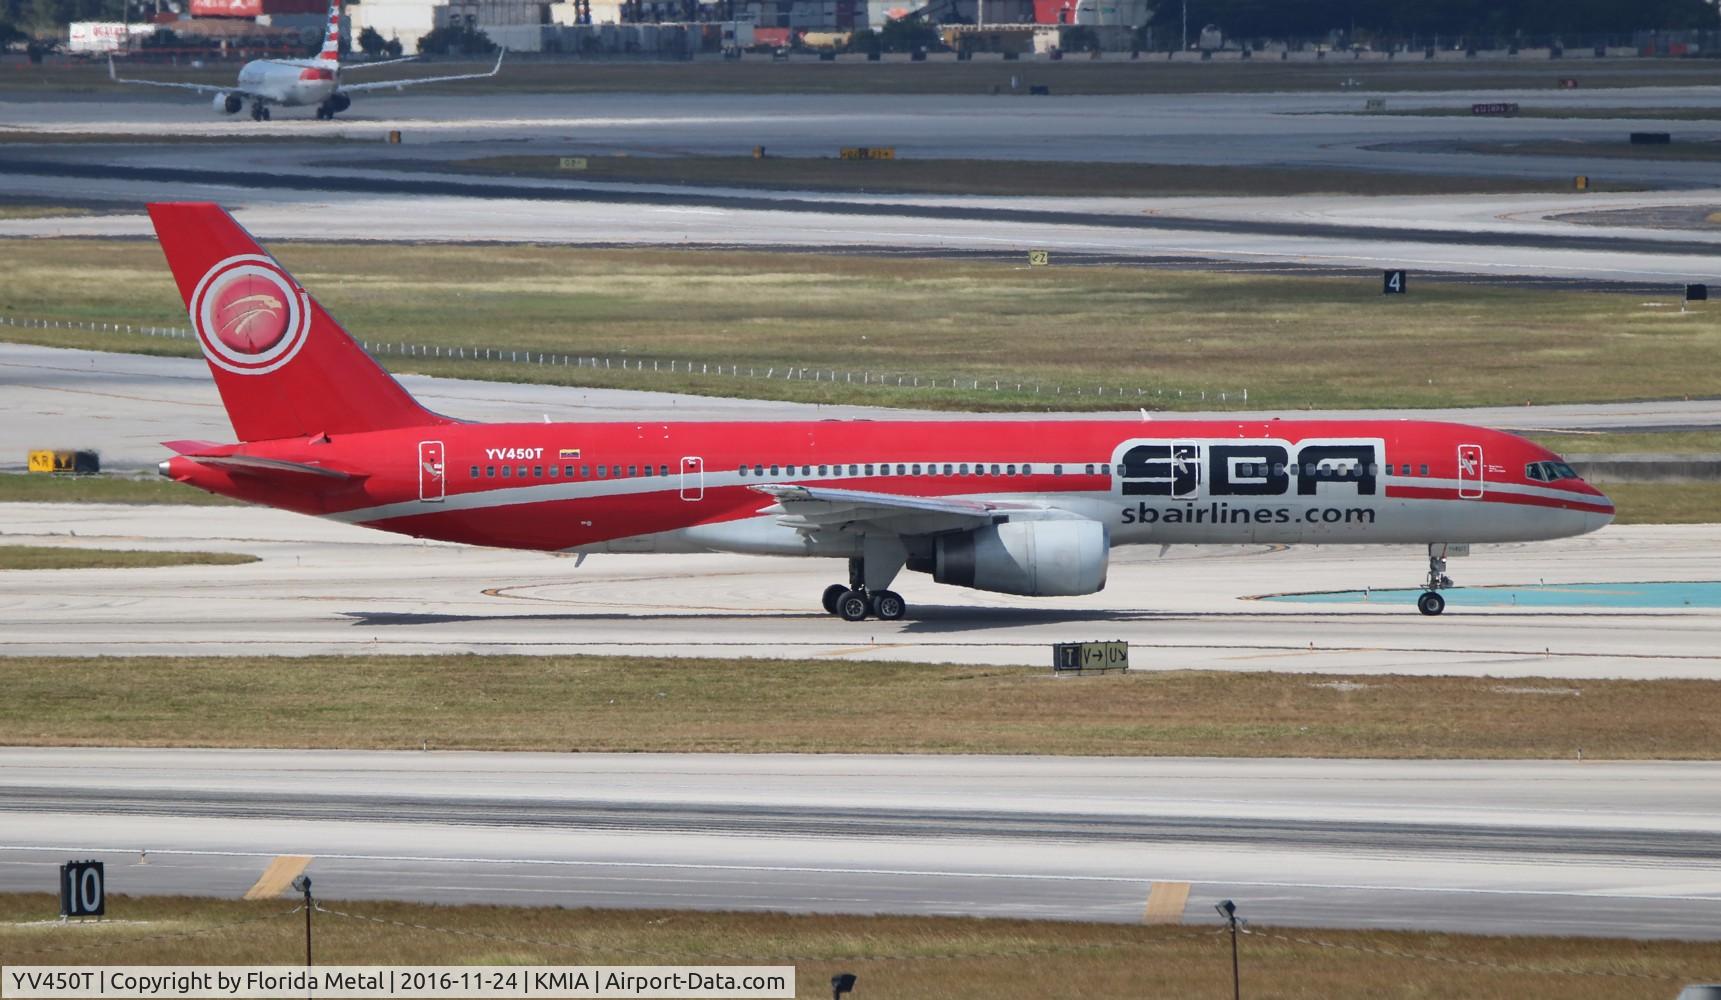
[232,59,338,108]
[166,418,1614,556]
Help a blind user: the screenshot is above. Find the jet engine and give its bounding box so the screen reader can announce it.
[214,92,243,115]
[326,93,351,113]
[931,519,1108,596]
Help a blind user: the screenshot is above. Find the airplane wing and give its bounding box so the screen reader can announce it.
[338,55,421,70]
[752,483,1061,535]
[108,56,246,95]
[338,49,504,93]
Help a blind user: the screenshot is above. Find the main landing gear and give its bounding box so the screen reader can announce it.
[1418,543,1455,616]
[820,556,907,622]
[315,102,339,120]
[250,101,271,122]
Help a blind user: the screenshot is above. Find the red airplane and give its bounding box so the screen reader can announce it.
[152,203,1614,620]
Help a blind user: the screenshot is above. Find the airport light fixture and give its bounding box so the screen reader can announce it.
[1215,899,1240,1000]
[830,972,857,998]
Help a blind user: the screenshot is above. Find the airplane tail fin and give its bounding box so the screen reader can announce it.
[148,202,451,443]
[317,0,342,63]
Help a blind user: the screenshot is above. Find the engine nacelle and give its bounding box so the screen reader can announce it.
[933,519,1108,597]
[327,93,351,113]
[214,92,243,115]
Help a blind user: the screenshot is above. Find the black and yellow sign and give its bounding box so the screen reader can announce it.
[1052,641,1128,672]
[27,449,99,474]
[840,147,896,160]
[1028,250,1050,267]
[559,157,589,171]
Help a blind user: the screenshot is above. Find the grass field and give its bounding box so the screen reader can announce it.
[1,895,1711,999]
[0,203,96,218]
[1367,106,1721,120]
[4,240,1719,412]
[453,153,1614,197]
[3,655,1719,759]
[0,545,255,570]
[1594,482,1720,524]
[0,474,243,505]
[1531,430,1721,454]
[8,55,1721,96]
[1461,138,1721,161]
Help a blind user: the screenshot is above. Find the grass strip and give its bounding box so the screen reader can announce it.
[2,656,1719,759]
[0,546,256,570]
[1460,138,1721,161]
[1529,430,1721,455]
[0,474,242,505]
[0,894,1712,998]
[1361,106,1721,120]
[454,153,1605,197]
[4,240,1720,412]
[1597,482,1721,524]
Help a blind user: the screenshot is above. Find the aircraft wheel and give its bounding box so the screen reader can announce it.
[871,590,906,621]
[1417,591,1446,616]
[821,583,847,615]
[835,589,870,622]
[260,107,271,121]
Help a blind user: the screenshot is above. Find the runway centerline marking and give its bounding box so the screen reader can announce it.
[242,854,311,900]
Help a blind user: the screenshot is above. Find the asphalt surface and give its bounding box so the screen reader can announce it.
[5,500,1718,677]
[10,152,1721,259]
[2,749,1719,938]
[7,90,1721,282]
[3,88,1720,945]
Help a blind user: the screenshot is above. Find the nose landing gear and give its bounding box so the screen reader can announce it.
[1419,543,1455,616]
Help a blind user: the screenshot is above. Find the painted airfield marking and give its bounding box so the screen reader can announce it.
[242,854,311,900]
[1143,881,1190,925]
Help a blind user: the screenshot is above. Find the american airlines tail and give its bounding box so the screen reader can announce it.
[314,0,342,65]
[149,202,450,442]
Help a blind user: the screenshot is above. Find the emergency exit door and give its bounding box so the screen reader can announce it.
[680,456,704,501]
[1457,444,1484,499]
[418,441,445,502]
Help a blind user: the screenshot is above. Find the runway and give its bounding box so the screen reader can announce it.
[2,499,1717,677]
[8,90,1721,282]
[2,749,1718,938]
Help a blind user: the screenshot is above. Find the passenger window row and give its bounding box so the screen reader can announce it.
[468,464,669,480]
[738,463,1052,478]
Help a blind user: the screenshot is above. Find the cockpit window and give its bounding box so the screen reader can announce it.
[1527,461,1579,482]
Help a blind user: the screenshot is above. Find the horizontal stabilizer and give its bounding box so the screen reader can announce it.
[183,454,362,480]
[161,439,225,455]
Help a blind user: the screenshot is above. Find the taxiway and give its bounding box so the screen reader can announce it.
[2,748,1718,938]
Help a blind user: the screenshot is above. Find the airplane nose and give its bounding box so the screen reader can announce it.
[1583,482,1615,532]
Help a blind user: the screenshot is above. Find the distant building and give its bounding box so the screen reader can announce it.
[348,0,1143,53]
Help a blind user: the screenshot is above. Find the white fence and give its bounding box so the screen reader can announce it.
[0,314,1252,404]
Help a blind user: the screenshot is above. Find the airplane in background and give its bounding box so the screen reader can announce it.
[149,203,1614,621]
[109,0,503,121]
